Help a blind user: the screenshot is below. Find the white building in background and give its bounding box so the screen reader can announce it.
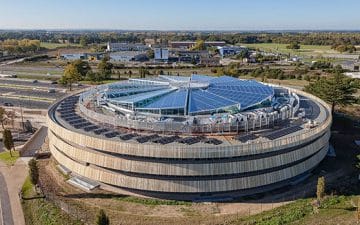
[109,51,147,62]
[154,48,169,61]
[106,42,150,52]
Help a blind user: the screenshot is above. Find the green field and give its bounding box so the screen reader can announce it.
[242,43,336,59]
[40,42,81,49]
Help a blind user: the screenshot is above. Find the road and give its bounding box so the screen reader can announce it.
[0,166,14,225]
[0,58,25,67]
[0,159,27,225]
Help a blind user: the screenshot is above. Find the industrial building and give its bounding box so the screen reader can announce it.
[106,42,150,52]
[154,48,169,61]
[109,51,148,62]
[48,74,331,201]
[218,46,248,58]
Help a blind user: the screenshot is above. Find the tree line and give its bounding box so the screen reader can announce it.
[0,39,41,54]
[2,31,360,47]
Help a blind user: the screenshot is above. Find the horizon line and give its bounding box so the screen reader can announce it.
[1,28,360,33]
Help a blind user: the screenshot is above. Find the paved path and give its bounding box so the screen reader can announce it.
[0,169,13,225]
[0,159,28,225]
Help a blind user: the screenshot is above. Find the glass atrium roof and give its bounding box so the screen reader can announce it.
[102,75,274,115]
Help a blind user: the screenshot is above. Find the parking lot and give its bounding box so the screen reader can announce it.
[0,78,83,109]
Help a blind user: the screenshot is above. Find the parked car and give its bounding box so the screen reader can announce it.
[3,102,14,107]
[48,88,56,93]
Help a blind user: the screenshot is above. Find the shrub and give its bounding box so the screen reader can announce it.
[28,159,39,185]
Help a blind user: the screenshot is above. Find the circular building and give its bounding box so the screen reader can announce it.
[47,75,332,201]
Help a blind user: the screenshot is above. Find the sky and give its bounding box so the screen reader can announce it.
[0,0,359,30]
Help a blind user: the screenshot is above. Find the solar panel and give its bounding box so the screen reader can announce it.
[58,106,75,110]
[60,113,75,118]
[94,128,109,135]
[203,138,222,145]
[136,134,160,143]
[119,133,138,140]
[234,133,257,143]
[58,107,75,112]
[152,135,181,144]
[83,125,98,131]
[69,119,86,125]
[104,131,120,138]
[263,126,302,140]
[64,116,82,122]
[178,136,205,145]
[73,122,91,129]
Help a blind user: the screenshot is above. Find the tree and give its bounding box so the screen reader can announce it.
[96,209,110,225]
[190,40,206,51]
[311,61,332,70]
[146,49,154,59]
[60,63,81,91]
[79,36,89,47]
[97,57,113,80]
[235,49,250,59]
[305,73,357,114]
[2,129,14,157]
[85,71,100,83]
[0,107,7,129]
[28,159,39,185]
[316,176,325,201]
[286,42,300,50]
[72,60,91,77]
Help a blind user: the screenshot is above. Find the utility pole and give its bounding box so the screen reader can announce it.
[20,104,24,131]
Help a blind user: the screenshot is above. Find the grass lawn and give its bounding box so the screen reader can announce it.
[242,43,336,58]
[242,43,333,52]
[21,176,83,225]
[0,150,19,166]
[231,195,357,225]
[117,195,191,206]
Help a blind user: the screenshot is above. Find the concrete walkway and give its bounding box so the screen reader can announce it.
[20,126,48,157]
[0,159,28,225]
[0,170,13,225]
